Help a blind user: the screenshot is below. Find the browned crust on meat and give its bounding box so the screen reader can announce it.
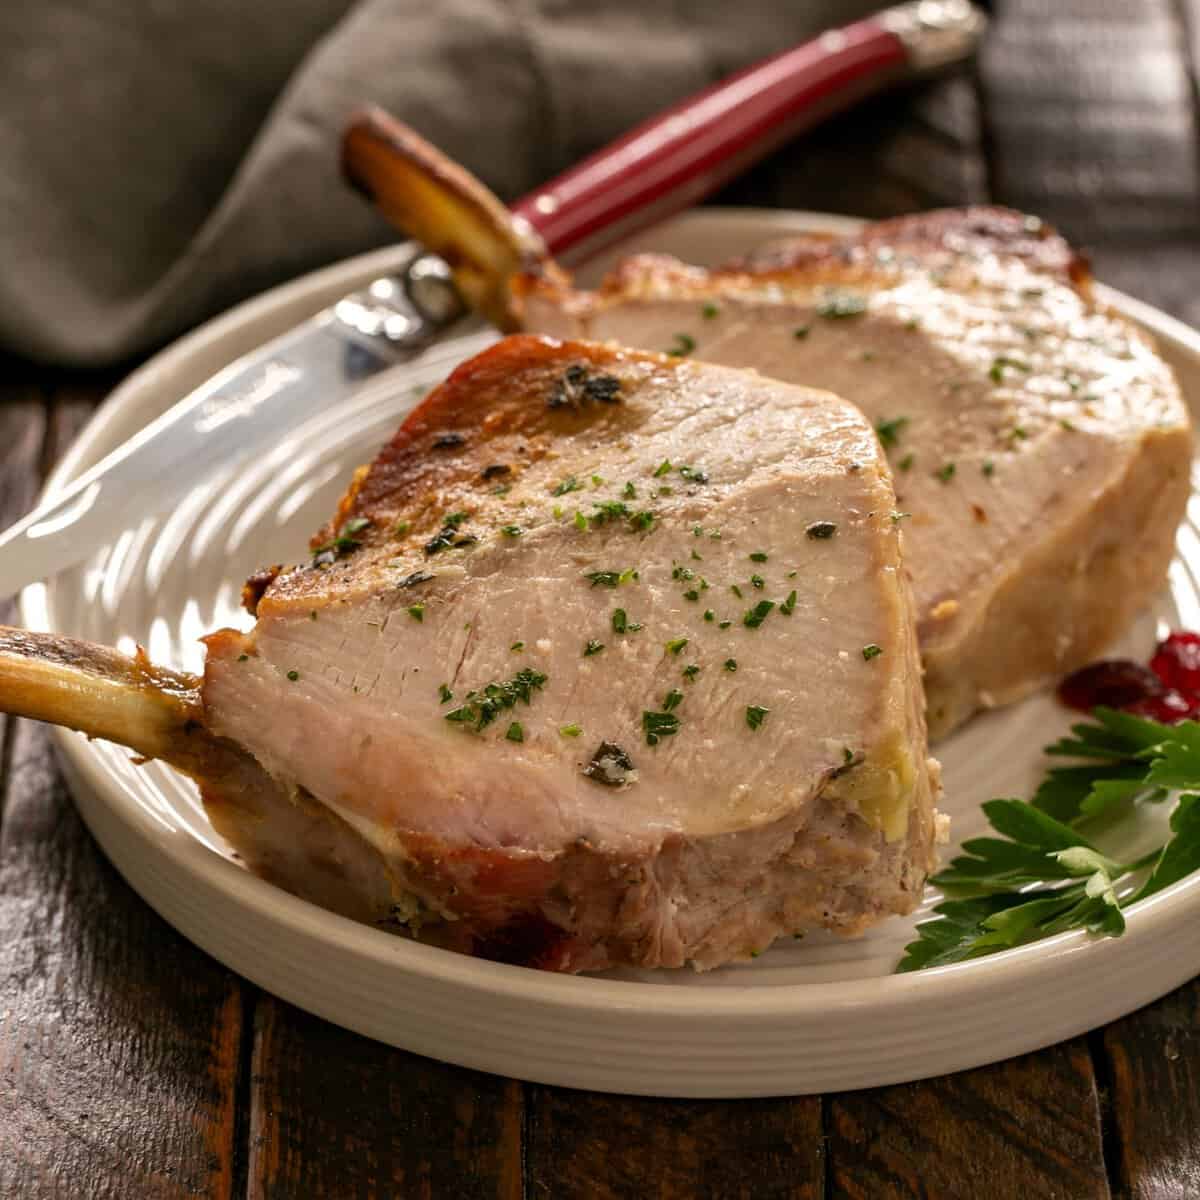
[512,206,1093,315]
[257,335,677,610]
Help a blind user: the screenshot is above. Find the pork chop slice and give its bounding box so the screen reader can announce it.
[201,334,941,972]
[517,208,1194,737]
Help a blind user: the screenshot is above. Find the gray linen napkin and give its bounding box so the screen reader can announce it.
[0,1,886,366]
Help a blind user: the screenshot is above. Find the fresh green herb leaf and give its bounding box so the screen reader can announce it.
[665,637,689,656]
[875,416,909,448]
[746,705,769,731]
[445,667,548,733]
[653,459,673,478]
[749,552,768,563]
[724,659,738,673]
[682,664,700,682]
[806,521,837,539]
[666,333,696,357]
[793,324,810,340]
[511,641,524,652]
[505,721,524,743]
[663,688,684,712]
[553,476,583,496]
[286,670,299,682]
[780,590,797,615]
[559,723,582,738]
[743,600,775,629]
[500,524,523,538]
[407,603,425,622]
[584,640,605,657]
[439,684,453,704]
[702,302,720,319]
[623,481,637,499]
[642,710,681,746]
[703,609,715,622]
[862,643,882,661]
[899,453,915,472]
[935,462,956,483]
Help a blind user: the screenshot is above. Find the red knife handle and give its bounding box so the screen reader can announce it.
[511,7,979,260]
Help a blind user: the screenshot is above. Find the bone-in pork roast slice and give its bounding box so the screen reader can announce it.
[517,209,1194,737]
[200,334,941,972]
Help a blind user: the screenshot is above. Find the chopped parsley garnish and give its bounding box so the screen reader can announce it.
[444,667,548,732]
[691,550,703,561]
[407,603,425,622]
[862,643,883,661]
[793,324,811,340]
[511,641,525,652]
[724,658,738,672]
[584,571,622,588]
[730,584,743,599]
[749,552,768,563]
[683,590,700,602]
[1010,425,1029,442]
[584,640,605,657]
[573,511,588,531]
[935,462,957,483]
[743,600,775,628]
[899,453,915,472]
[643,710,681,746]
[439,684,453,704]
[629,510,656,532]
[505,722,524,742]
[703,609,715,622]
[666,333,696,357]
[875,416,910,448]
[612,608,643,634]
[559,723,582,738]
[672,564,695,581]
[312,515,373,563]
[653,459,673,478]
[678,465,709,483]
[746,705,769,731]
[989,355,1031,383]
[663,688,684,712]
[500,524,523,538]
[780,590,797,615]
[394,520,410,536]
[983,459,996,477]
[286,670,299,682]
[665,637,689,656]
[682,664,700,681]
[588,500,628,526]
[890,511,911,523]
[817,292,867,319]
[702,302,720,319]
[553,476,584,496]
[806,521,837,540]
[237,654,249,662]
[718,620,732,630]
[623,481,637,499]
[619,567,640,584]
[750,575,765,590]
[424,512,476,556]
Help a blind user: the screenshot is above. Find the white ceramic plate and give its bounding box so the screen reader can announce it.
[22,209,1200,1098]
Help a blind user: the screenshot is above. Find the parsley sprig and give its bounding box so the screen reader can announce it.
[899,708,1200,972]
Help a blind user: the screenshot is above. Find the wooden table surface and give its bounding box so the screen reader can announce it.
[4,2,1200,1197]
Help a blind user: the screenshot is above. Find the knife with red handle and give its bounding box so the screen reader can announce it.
[0,0,984,597]
[512,0,985,261]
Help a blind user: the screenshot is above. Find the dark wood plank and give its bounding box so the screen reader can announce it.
[1100,982,1200,1199]
[979,0,1200,244]
[524,1086,824,1200]
[0,385,247,1198]
[247,996,523,1200]
[827,1042,1110,1200]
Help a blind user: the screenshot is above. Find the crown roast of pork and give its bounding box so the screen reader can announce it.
[515,209,1193,738]
[0,336,942,973]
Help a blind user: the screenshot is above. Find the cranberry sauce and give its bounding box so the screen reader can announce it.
[1058,632,1200,723]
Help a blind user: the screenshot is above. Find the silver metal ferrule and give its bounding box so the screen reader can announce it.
[880,0,988,72]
